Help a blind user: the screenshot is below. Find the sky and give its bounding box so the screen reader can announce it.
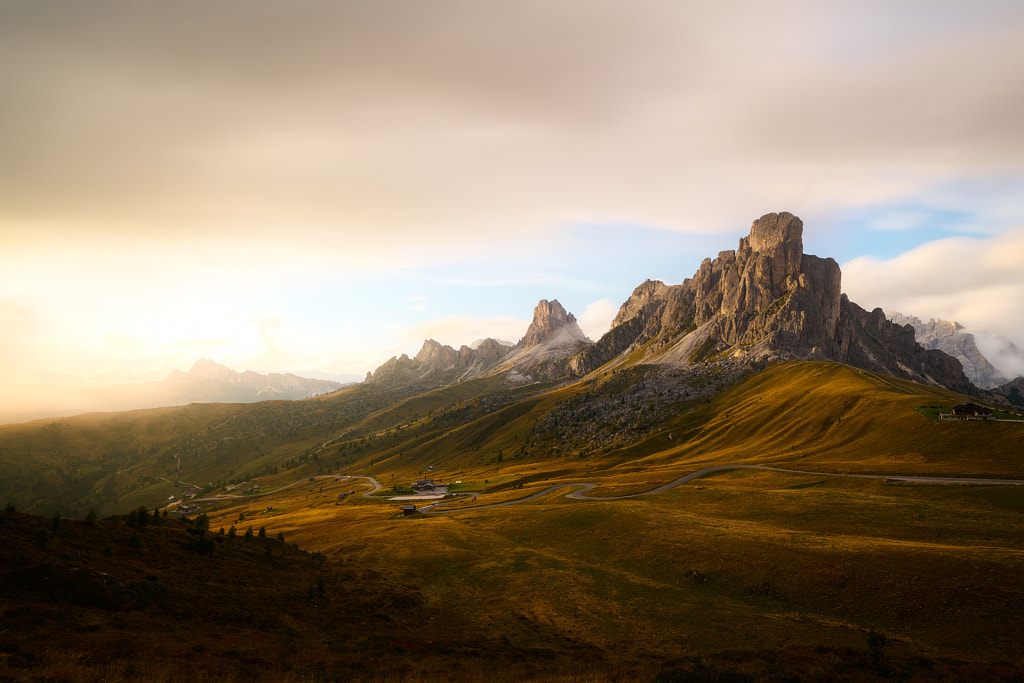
[2,0,1024,419]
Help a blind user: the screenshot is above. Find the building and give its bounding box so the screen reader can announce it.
[402,504,417,516]
[411,478,436,492]
[941,402,995,420]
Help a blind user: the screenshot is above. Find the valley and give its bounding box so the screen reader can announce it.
[3,360,1022,682]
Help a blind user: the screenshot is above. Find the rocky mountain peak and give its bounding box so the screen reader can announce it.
[569,211,974,395]
[517,299,580,349]
[745,211,803,253]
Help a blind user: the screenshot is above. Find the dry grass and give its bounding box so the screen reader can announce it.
[3,361,1023,680]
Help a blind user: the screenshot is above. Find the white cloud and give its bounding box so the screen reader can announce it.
[842,227,1024,376]
[2,1,1023,251]
[399,315,530,354]
[578,298,618,341]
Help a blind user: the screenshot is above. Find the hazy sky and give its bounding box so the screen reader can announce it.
[3,0,1024,415]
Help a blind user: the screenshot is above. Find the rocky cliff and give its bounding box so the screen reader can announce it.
[364,337,514,386]
[888,313,1008,389]
[368,212,977,396]
[570,212,975,394]
[366,299,590,385]
[993,377,1024,407]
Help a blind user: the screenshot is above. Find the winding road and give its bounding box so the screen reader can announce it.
[180,466,1024,517]
[418,464,1024,515]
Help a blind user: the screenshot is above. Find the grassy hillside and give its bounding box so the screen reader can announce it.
[3,360,1021,517]
[2,360,1023,680]
[183,362,1022,677]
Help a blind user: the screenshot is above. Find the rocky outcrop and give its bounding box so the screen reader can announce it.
[364,338,515,386]
[570,212,975,393]
[515,300,587,350]
[368,300,592,387]
[888,313,1009,389]
[993,377,1024,407]
[367,211,978,396]
[834,302,975,394]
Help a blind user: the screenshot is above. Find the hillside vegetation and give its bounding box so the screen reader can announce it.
[2,361,1023,681]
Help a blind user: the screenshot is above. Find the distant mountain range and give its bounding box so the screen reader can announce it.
[3,360,350,424]
[368,212,982,397]
[887,313,1021,390]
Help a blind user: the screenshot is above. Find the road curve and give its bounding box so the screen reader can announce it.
[420,464,1024,515]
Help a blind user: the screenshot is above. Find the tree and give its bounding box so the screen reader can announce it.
[50,511,62,534]
[85,509,98,526]
[228,525,237,538]
[258,526,266,540]
[190,513,210,536]
[244,526,254,540]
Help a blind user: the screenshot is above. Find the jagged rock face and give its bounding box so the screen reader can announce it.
[889,313,1008,389]
[516,300,583,349]
[504,299,592,378]
[415,339,460,371]
[993,377,1024,407]
[578,212,842,370]
[368,211,977,396]
[573,212,974,394]
[365,338,514,385]
[834,300,975,394]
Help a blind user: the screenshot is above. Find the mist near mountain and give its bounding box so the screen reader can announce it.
[0,360,348,425]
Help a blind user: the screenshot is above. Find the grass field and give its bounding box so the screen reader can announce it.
[184,363,1024,675]
[4,360,1023,680]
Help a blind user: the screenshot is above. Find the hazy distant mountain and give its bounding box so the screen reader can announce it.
[0,360,348,424]
[154,359,347,403]
[888,313,1009,390]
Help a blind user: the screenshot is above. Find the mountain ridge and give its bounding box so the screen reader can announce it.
[888,312,1009,389]
[374,212,977,396]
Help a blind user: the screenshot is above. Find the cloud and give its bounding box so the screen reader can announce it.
[399,315,530,353]
[2,0,1024,406]
[842,227,1024,373]
[2,1,1023,252]
[578,299,618,341]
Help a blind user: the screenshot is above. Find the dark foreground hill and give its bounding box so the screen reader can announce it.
[3,498,1023,683]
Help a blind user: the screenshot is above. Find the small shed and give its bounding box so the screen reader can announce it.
[402,504,417,516]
